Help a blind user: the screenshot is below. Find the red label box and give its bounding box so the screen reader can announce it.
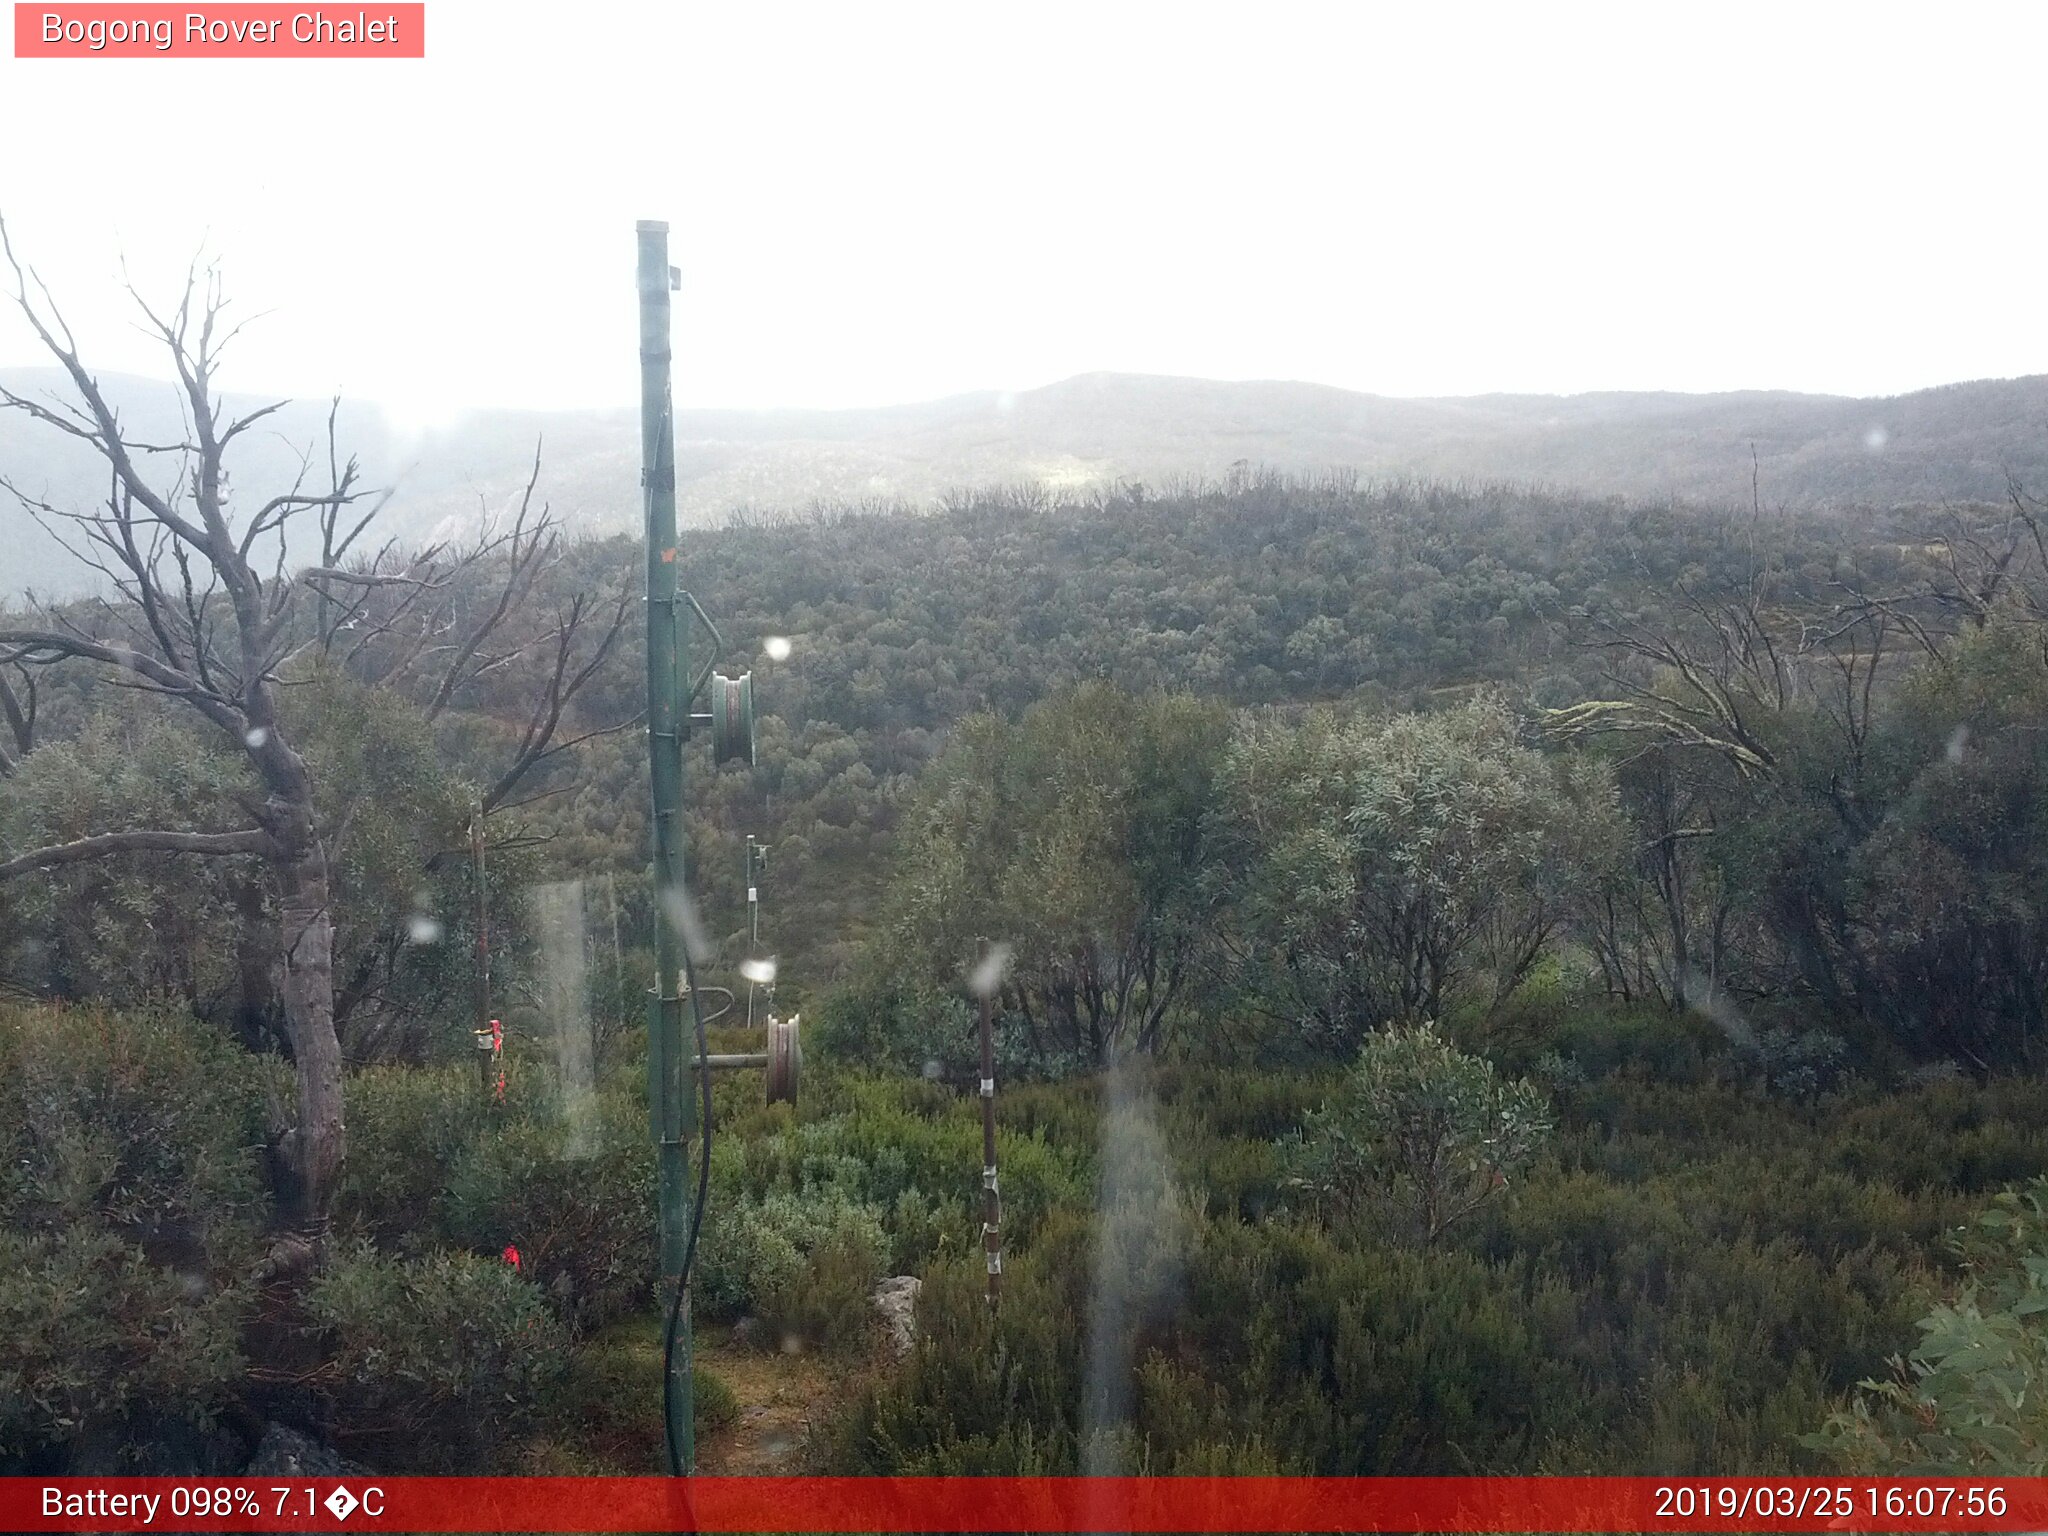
[14,3,425,56]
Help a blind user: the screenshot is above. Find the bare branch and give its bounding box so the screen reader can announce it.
[0,215,213,553]
[0,625,240,734]
[0,827,267,880]
[302,564,443,590]
[480,585,633,815]
[425,441,558,720]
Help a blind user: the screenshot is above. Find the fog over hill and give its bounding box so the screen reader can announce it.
[5,368,2048,597]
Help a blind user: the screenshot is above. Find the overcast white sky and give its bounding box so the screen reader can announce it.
[0,1,2042,428]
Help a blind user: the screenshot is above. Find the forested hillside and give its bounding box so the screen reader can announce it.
[10,366,2048,597]
[6,452,2048,1477]
[4,472,1954,999]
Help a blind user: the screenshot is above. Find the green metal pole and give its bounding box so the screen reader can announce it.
[638,218,695,1472]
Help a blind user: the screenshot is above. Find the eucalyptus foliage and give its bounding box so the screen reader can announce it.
[1814,1178,2048,1474]
[0,1003,269,1464]
[1218,694,1623,1051]
[1296,1020,1553,1244]
[883,683,1231,1066]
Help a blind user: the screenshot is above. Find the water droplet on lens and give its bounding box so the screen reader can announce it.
[969,943,1012,998]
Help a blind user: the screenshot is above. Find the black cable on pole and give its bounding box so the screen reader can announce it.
[691,987,737,1029]
[663,945,717,1476]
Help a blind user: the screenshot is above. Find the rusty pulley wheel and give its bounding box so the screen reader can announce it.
[710,671,756,766]
[765,1013,801,1105]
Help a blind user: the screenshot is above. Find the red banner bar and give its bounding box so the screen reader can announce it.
[13,4,424,57]
[0,1476,2039,1532]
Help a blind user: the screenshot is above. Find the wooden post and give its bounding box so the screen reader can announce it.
[472,806,492,1098]
[745,835,761,1030]
[977,938,1004,1305]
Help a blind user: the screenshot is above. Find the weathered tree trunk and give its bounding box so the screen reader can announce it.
[259,744,346,1227]
[274,837,345,1225]
[232,877,287,1054]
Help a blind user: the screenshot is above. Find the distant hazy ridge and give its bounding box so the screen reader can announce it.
[5,369,2046,596]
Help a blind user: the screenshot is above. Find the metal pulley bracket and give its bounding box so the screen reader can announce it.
[678,591,725,707]
[684,1014,800,1106]
[709,671,757,766]
[669,590,756,766]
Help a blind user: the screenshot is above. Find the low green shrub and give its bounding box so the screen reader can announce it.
[760,1225,891,1354]
[544,1318,734,1468]
[0,1003,267,1467]
[1294,1021,1553,1245]
[1152,1064,1336,1142]
[1753,1027,1853,1101]
[832,1249,1082,1474]
[697,1187,888,1329]
[1812,1178,2048,1474]
[332,1063,482,1243]
[306,1241,572,1470]
[706,1074,1090,1272]
[0,1229,251,1464]
[829,1035,2048,1479]
[811,965,1094,1084]
[1525,1003,1724,1084]
[439,1087,654,1332]
[810,968,974,1078]
[337,1064,655,1332]
[0,1001,269,1253]
[693,1365,740,1432]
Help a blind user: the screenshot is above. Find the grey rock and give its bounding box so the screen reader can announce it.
[243,1423,355,1478]
[872,1274,921,1359]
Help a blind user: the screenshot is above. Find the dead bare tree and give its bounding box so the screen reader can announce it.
[1541,503,1916,1024]
[0,220,627,1226]
[1830,485,2048,661]
[1545,571,1795,780]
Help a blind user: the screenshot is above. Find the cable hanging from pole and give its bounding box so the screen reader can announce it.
[663,940,714,1477]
